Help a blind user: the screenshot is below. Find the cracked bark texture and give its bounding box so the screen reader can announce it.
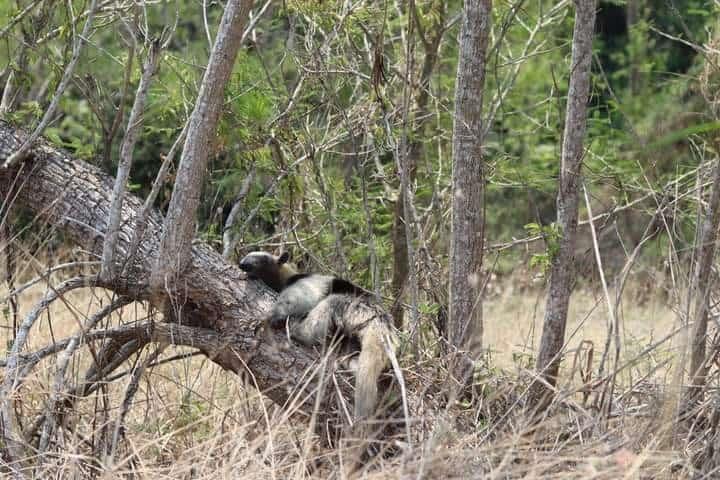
[0,120,398,441]
[529,0,596,409]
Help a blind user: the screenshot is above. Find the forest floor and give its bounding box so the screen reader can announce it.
[2,272,686,478]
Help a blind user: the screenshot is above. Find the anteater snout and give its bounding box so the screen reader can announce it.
[238,260,255,273]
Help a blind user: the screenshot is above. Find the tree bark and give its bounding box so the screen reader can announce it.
[448,0,491,384]
[676,158,720,469]
[0,120,394,443]
[529,0,596,410]
[150,0,253,294]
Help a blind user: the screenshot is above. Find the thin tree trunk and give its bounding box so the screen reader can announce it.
[683,157,720,410]
[448,0,491,385]
[666,156,720,462]
[390,2,446,330]
[101,42,162,281]
[529,0,596,410]
[686,40,720,465]
[150,0,253,295]
[626,0,640,95]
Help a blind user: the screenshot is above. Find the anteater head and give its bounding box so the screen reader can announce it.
[238,251,297,292]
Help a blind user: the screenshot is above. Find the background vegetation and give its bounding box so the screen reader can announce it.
[3,0,720,477]
[3,0,715,279]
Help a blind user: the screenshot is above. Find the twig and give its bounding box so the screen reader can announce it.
[101,42,136,169]
[3,0,99,168]
[124,120,189,269]
[202,0,213,49]
[237,151,310,238]
[0,276,94,467]
[582,182,619,428]
[0,261,99,304]
[24,338,151,444]
[109,345,166,460]
[222,166,257,259]
[241,0,272,44]
[0,0,44,40]
[0,221,18,341]
[38,298,131,454]
[482,0,569,138]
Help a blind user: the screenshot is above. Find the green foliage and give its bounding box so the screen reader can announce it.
[418,301,440,317]
[4,0,720,304]
[524,222,562,275]
[176,394,210,431]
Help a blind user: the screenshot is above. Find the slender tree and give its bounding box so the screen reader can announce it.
[529,0,597,410]
[101,41,162,282]
[680,48,720,417]
[391,1,447,330]
[448,0,492,384]
[684,159,720,408]
[150,0,253,296]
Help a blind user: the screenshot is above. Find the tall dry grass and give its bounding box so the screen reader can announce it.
[1,261,690,479]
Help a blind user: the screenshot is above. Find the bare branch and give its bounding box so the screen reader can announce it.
[0,1,43,39]
[242,0,273,44]
[222,166,256,259]
[0,261,99,303]
[0,67,20,116]
[582,182,619,426]
[2,0,99,169]
[124,121,189,268]
[681,157,720,411]
[0,276,95,467]
[102,43,136,169]
[101,40,163,281]
[37,298,132,454]
[108,345,165,459]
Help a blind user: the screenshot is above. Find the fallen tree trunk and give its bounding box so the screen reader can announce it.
[0,120,395,442]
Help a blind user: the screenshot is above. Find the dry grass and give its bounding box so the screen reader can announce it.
[0,268,694,479]
[485,276,677,379]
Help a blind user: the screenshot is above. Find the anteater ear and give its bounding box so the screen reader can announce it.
[278,251,290,265]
